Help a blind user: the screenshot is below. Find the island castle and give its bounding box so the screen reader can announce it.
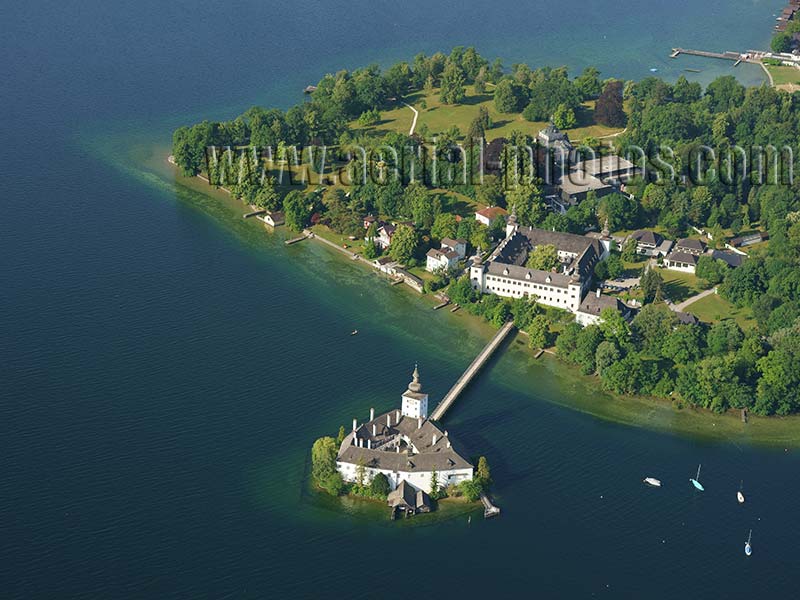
[336,367,474,504]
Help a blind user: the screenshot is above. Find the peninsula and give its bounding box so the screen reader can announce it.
[171,45,800,426]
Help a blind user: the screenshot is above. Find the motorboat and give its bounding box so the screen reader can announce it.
[745,530,752,556]
[643,477,662,487]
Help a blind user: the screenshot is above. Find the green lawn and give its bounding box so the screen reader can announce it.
[766,65,800,88]
[350,85,624,142]
[682,293,756,330]
[658,267,709,303]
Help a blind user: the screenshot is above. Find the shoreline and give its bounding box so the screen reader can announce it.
[161,150,800,448]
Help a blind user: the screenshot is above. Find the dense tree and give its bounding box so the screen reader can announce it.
[494,79,528,113]
[595,80,626,127]
[771,32,792,53]
[553,103,577,129]
[440,62,466,104]
[389,224,419,264]
[431,212,458,241]
[706,320,744,356]
[283,190,312,231]
[640,269,664,304]
[370,473,390,498]
[695,256,728,285]
[527,314,553,349]
[574,66,602,100]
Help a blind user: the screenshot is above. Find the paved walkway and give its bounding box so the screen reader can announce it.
[673,287,716,312]
[402,102,419,136]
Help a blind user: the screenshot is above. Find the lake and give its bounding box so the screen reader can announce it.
[2,0,797,597]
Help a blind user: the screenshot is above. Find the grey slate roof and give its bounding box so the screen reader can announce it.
[486,261,573,288]
[666,251,699,266]
[630,230,663,247]
[577,292,627,317]
[337,410,473,473]
[711,249,745,268]
[675,238,706,253]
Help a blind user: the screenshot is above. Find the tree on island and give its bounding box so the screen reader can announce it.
[526,244,560,271]
[595,80,626,127]
[494,79,527,113]
[574,66,603,100]
[369,473,390,499]
[311,437,345,495]
[476,456,492,485]
[439,62,466,104]
[553,103,577,130]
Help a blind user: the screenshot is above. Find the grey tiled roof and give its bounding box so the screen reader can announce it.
[337,410,473,473]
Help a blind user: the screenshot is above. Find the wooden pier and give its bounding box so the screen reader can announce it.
[433,300,450,310]
[243,209,266,219]
[480,492,501,518]
[284,233,310,245]
[430,320,516,421]
[670,48,766,66]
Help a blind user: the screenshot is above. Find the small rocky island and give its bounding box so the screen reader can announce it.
[311,366,492,518]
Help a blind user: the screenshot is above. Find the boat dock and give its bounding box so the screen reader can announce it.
[243,209,266,219]
[480,492,501,518]
[284,233,310,245]
[430,320,516,421]
[433,300,450,310]
[670,48,768,66]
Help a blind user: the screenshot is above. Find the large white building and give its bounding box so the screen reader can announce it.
[336,367,474,494]
[469,214,611,314]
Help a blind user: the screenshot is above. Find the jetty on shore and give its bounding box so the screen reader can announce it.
[670,48,768,66]
[430,320,516,421]
[480,492,501,518]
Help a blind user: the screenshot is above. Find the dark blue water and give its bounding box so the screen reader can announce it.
[2,1,797,598]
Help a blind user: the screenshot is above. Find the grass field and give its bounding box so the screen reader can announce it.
[682,293,756,330]
[351,85,624,142]
[658,267,709,303]
[766,64,800,89]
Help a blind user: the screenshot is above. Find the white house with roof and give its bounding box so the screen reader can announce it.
[664,251,699,273]
[475,206,508,227]
[575,289,634,326]
[426,247,460,272]
[336,367,474,494]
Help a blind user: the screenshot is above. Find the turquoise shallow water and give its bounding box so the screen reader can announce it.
[2,0,798,598]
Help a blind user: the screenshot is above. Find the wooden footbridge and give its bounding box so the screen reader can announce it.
[430,320,516,421]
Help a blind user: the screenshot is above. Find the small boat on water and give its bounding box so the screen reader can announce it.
[350,329,358,336]
[737,480,745,504]
[745,530,752,556]
[644,477,662,487]
[690,464,704,491]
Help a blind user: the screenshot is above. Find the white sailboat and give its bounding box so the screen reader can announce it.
[738,481,745,504]
[745,530,752,556]
[643,477,662,487]
[690,464,704,491]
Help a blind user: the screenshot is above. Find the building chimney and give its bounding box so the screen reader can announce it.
[447,440,451,449]
[352,418,357,432]
[367,440,372,449]
[417,417,422,429]
[396,446,400,453]
[432,434,437,446]
[387,414,391,426]
[370,407,375,421]
[596,288,601,298]
[372,424,377,436]
[396,410,400,422]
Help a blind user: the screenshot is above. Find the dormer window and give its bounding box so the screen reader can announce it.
[503,268,509,276]
[546,275,551,283]
[525,271,531,280]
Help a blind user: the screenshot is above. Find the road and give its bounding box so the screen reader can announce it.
[402,102,419,136]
